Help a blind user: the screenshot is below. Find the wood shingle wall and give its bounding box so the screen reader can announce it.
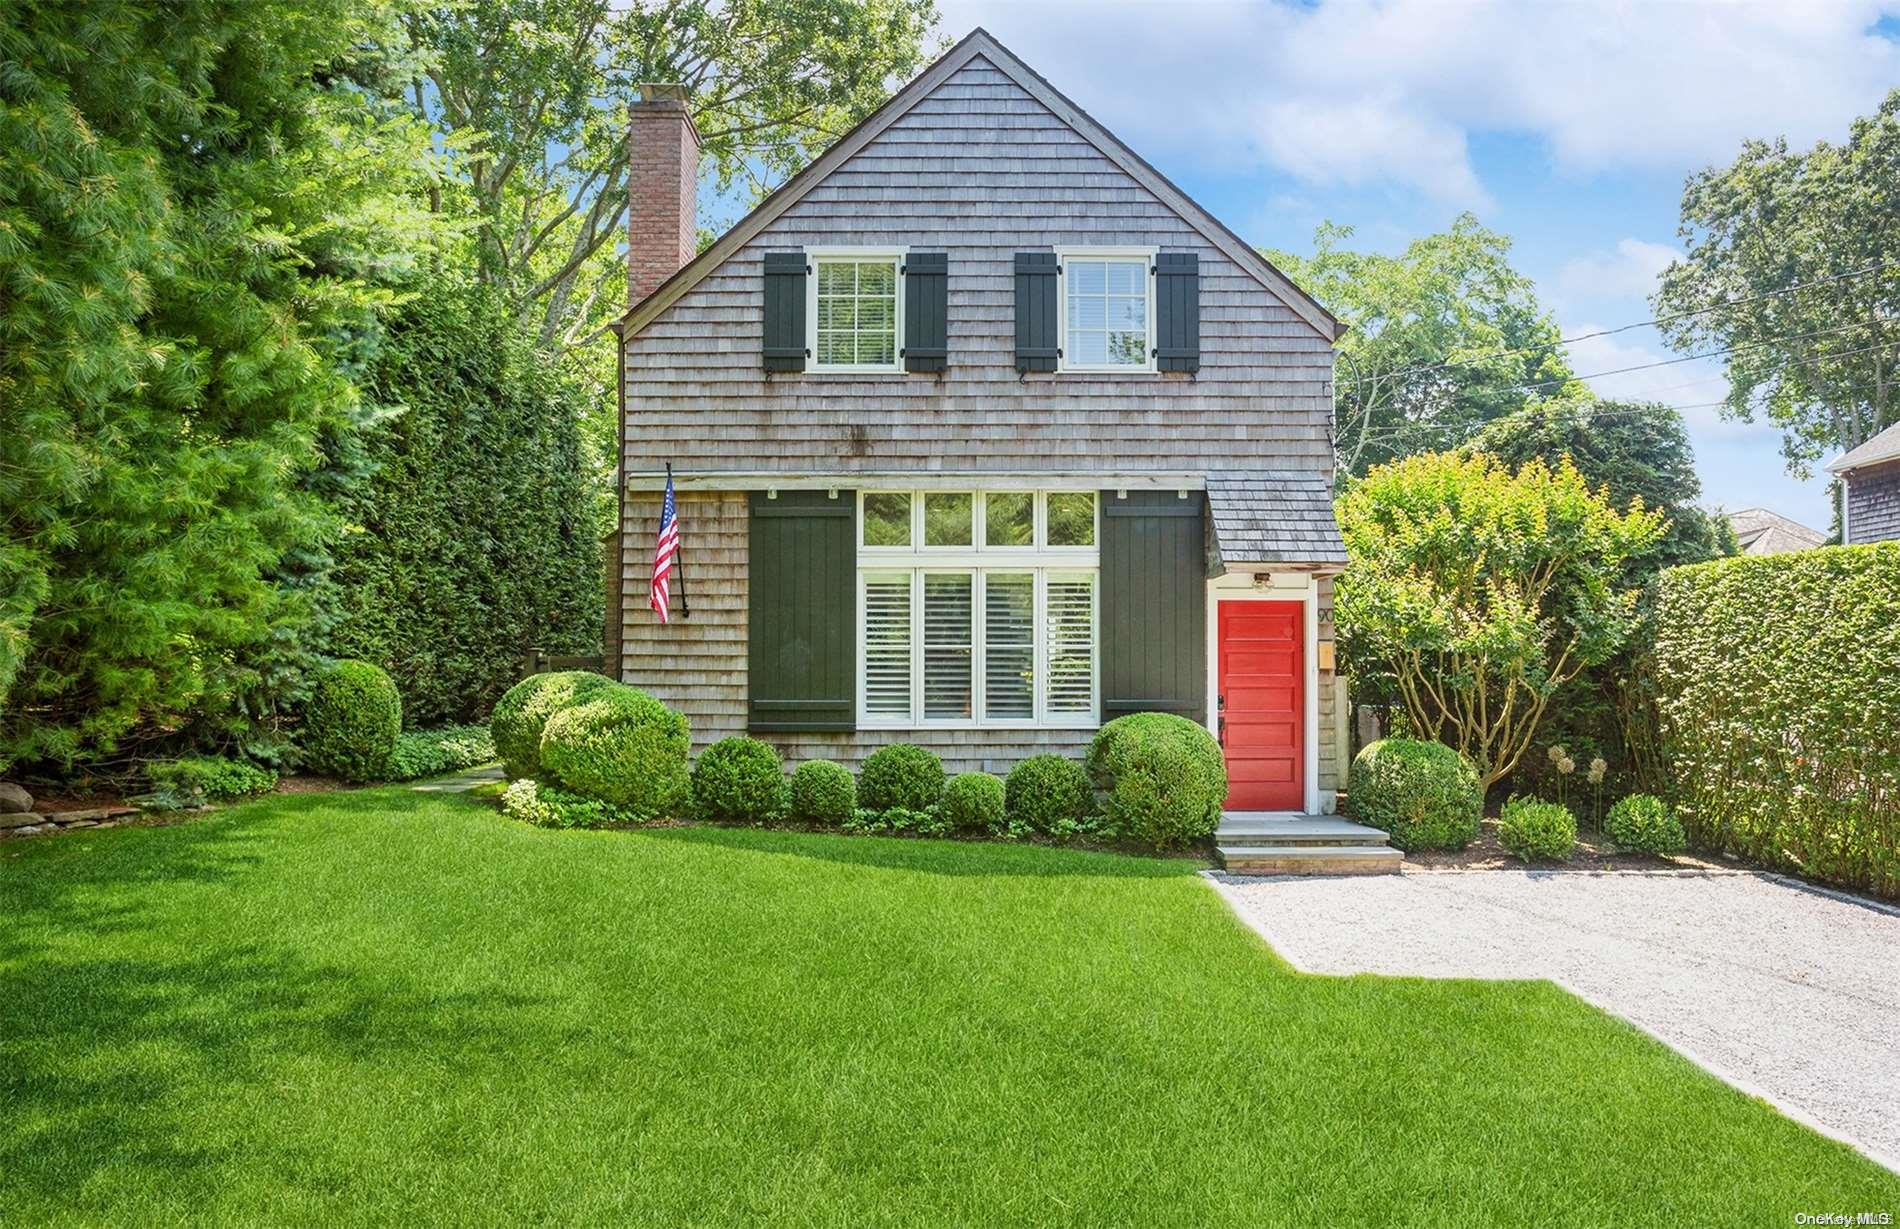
[1846,460,1900,544]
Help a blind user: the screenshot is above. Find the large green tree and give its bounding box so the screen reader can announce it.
[405,0,942,353]
[0,0,436,771]
[1267,216,1577,477]
[1654,89,1900,476]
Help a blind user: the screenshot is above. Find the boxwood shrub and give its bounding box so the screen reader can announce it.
[301,659,402,782]
[1085,713,1226,849]
[1498,796,1577,861]
[1005,754,1091,835]
[691,737,788,823]
[1654,544,1900,899]
[942,771,1005,833]
[859,743,945,813]
[490,670,616,781]
[788,759,855,826]
[1346,738,1481,852]
[538,685,689,820]
[1605,793,1686,855]
[501,778,634,830]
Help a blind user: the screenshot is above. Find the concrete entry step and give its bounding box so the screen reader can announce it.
[1217,844,1403,876]
[1215,814,1391,848]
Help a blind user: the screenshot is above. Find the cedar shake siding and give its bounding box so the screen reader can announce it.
[1846,459,1900,544]
[617,32,1346,797]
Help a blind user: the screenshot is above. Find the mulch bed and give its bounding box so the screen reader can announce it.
[1402,816,1740,873]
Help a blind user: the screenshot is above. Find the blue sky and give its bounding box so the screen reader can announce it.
[929,0,1900,529]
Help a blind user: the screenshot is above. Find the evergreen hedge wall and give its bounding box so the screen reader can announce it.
[326,279,604,726]
[1653,544,1900,900]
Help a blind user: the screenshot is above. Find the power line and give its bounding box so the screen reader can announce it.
[1512,317,1887,396]
[1336,257,1900,391]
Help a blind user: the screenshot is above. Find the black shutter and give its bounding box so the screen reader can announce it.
[1099,491,1206,722]
[1154,252,1200,373]
[748,490,855,731]
[902,252,947,373]
[762,251,807,372]
[1014,251,1058,372]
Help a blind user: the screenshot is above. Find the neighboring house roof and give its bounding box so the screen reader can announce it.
[1827,420,1900,475]
[1206,472,1348,568]
[1725,507,1826,556]
[619,27,1343,343]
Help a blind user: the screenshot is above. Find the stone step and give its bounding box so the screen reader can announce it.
[1217,844,1403,876]
[1214,816,1390,848]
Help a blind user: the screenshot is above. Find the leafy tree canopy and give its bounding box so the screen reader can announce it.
[1653,88,1900,476]
[405,0,943,353]
[1335,452,1665,788]
[1266,215,1576,477]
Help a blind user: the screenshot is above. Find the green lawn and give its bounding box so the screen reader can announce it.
[3,788,1894,1225]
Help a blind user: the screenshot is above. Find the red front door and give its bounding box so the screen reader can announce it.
[1217,601,1304,811]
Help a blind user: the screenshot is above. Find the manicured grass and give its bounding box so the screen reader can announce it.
[3,789,1894,1224]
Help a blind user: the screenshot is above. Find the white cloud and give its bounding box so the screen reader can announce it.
[1560,324,1765,440]
[1557,239,1682,306]
[937,0,1900,206]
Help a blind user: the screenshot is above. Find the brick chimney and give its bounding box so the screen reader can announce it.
[627,84,701,308]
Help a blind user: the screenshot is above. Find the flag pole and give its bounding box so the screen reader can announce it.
[669,463,690,620]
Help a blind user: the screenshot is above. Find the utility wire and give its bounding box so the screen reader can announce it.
[1336,257,1900,391]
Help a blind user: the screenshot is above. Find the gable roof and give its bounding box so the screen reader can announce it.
[619,28,1343,342]
[1828,420,1900,474]
[1725,507,1826,556]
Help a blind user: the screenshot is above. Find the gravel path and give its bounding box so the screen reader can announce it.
[1210,868,1900,1171]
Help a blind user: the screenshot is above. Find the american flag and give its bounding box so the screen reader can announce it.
[650,468,681,623]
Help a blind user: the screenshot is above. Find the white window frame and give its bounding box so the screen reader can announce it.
[807,246,906,374]
[855,490,1100,729]
[1054,245,1157,374]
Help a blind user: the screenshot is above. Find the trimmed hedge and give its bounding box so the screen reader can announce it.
[1498,797,1576,862]
[691,737,787,823]
[490,671,616,781]
[942,771,1005,833]
[1605,793,1686,856]
[859,743,945,813]
[301,660,402,782]
[788,759,856,826]
[1347,738,1482,852]
[1653,544,1900,900]
[1005,754,1092,835]
[1086,713,1226,849]
[538,685,689,820]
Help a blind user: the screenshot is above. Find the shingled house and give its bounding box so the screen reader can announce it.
[609,29,1352,818]
[1830,420,1900,545]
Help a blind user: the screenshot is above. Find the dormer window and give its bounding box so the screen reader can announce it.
[1056,247,1155,372]
[808,248,904,372]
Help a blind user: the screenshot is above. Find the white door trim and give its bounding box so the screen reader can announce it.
[1204,575,1320,815]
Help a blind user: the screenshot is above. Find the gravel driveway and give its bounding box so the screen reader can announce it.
[1210,868,1900,1170]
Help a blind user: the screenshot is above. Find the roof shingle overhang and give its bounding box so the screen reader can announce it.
[1205,471,1347,573]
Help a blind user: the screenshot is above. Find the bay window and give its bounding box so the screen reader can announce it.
[857,490,1099,727]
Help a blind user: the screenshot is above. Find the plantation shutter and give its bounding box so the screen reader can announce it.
[902,252,948,373]
[862,574,912,719]
[1014,252,1058,372]
[1099,491,1205,721]
[762,251,808,372]
[748,490,853,730]
[1045,574,1096,717]
[1153,252,1200,373]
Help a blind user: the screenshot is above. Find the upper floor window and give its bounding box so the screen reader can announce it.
[809,249,903,372]
[1057,247,1154,372]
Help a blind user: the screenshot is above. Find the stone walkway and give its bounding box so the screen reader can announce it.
[1210,867,1900,1172]
[411,764,504,793]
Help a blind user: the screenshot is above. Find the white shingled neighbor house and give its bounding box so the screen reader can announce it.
[1829,420,1900,545]
[607,30,1385,870]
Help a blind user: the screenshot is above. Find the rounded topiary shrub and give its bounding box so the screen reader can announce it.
[1005,754,1091,834]
[1085,713,1227,849]
[538,684,689,820]
[1605,793,1686,855]
[1346,738,1481,852]
[301,659,402,782]
[1498,797,1577,862]
[490,670,617,780]
[942,771,1005,833]
[691,736,788,823]
[859,743,945,813]
[788,759,856,826]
